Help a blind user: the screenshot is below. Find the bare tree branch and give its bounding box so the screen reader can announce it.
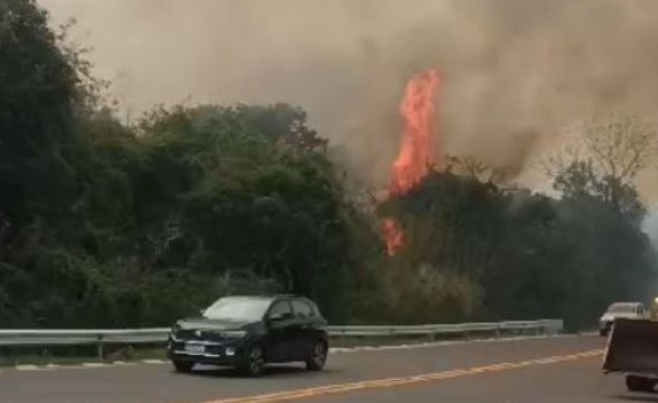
[545,113,655,219]
[583,114,658,184]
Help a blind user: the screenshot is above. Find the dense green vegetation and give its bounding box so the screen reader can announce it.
[379,167,656,330]
[0,0,655,330]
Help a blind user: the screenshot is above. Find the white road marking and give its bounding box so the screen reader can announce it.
[82,363,107,368]
[44,364,61,369]
[15,365,40,371]
[141,359,167,364]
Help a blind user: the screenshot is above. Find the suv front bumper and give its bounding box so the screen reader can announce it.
[168,350,242,366]
[167,337,246,366]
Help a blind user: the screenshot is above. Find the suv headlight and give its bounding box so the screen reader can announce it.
[169,322,182,338]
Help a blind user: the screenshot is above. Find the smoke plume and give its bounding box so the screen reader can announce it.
[39,0,658,191]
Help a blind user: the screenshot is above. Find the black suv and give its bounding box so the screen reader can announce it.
[167,295,329,376]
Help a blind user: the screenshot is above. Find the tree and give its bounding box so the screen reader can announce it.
[547,114,657,220]
[231,104,328,153]
[134,104,353,320]
[0,0,107,245]
[583,115,657,184]
[544,114,658,326]
[377,169,506,322]
[553,160,644,221]
[377,153,657,328]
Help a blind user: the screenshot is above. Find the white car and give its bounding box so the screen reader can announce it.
[599,302,649,336]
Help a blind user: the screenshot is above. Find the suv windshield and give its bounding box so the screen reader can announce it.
[203,297,271,321]
[608,304,638,314]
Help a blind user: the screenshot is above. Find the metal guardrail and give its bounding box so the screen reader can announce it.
[328,320,563,338]
[0,329,171,347]
[0,319,562,358]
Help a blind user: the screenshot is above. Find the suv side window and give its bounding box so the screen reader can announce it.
[268,301,293,320]
[292,300,315,319]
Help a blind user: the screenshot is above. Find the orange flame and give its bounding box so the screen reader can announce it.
[383,69,441,256]
[382,218,405,257]
[391,69,441,194]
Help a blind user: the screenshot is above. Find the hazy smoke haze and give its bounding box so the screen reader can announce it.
[39,0,658,192]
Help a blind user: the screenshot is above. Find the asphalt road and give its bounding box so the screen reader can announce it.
[0,335,644,403]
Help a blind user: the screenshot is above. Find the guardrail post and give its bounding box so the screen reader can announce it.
[495,325,501,339]
[428,331,435,343]
[97,335,104,361]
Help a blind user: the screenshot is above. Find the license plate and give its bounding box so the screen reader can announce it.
[185,343,205,354]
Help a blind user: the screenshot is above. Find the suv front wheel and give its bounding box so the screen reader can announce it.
[173,360,194,373]
[306,340,328,371]
[238,344,265,377]
[626,375,655,392]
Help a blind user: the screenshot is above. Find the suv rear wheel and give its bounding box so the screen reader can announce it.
[306,340,328,371]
